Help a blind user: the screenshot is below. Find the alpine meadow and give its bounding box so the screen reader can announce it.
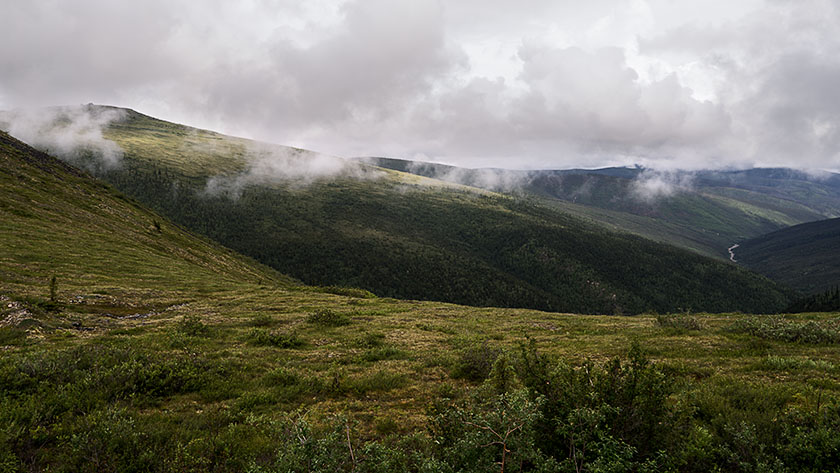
[3,1,840,472]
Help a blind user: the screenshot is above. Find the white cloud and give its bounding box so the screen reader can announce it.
[0,106,126,172]
[1,0,839,171]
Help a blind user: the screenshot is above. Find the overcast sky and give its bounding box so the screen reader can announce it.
[2,0,839,170]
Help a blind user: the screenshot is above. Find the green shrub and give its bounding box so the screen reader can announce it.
[0,327,27,346]
[263,367,302,387]
[451,342,501,382]
[656,313,703,331]
[355,332,385,348]
[758,355,835,372]
[730,316,840,344]
[348,371,408,394]
[516,340,677,465]
[248,313,274,327]
[58,408,158,473]
[247,328,304,348]
[176,314,210,336]
[359,346,407,362]
[318,286,377,299]
[306,309,351,327]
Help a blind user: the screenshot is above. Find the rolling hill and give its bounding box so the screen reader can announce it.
[362,158,840,259]
[3,109,840,473]
[0,129,287,298]
[1,105,792,314]
[735,217,840,294]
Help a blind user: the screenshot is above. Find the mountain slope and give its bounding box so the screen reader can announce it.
[363,158,840,259]
[0,129,287,299]
[736,217,840,294]
[2,106,792,314]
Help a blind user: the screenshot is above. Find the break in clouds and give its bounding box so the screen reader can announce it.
[1,0,839,171]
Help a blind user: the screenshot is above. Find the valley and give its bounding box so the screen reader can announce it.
[1,110,838,472]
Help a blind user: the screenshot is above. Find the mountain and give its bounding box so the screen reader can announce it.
[735,217,840,294]
[362,158,840,259]
[1,105,792,314]
[2,108,839,473]
[0,128,287,301]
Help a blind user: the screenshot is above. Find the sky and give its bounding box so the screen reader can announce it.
[1,0,839,171]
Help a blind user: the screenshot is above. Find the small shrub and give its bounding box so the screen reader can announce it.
[355,332,385,348]
[374,416,400,436]
[348,370,408,394]
[307,309,351,327]
[248,328,304,348]
[235,390,278,411]
[656,314,703,331]
[248,313,274,327]
[451,342,501,382]
[263,367,302,387]
[0,326,27,346]
[176,314,209,336]
[49,275,58,303]
[360,346,407,362]
[318,286,377,299]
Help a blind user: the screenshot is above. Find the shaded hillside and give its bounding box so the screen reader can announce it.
[3,106,792,314]
[364,158,840,259]
[0,129,287,297]
[736,217,840,294]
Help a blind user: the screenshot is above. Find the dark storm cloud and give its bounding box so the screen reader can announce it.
[1,0,839,171]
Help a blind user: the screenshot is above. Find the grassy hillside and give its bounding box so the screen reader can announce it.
[13,105,791,315]
[736,217,840,293]
[0,129,287,296]
[3,127,840,471]
[365,158,840,259]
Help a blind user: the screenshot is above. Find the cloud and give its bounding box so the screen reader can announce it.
[0,105,126,173]
[1,0,839,171]
[403,160,531,193]
[630,169,695,202]
[204,142,378,199]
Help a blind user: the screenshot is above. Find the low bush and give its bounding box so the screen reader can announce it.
[306,309,351,327]
[451,342,501,382]
[359,346,407,362]
[318,286,377,299]
[0,326,27,346]
[730,316,840,344]
[176,314,210,336]
[758,355,835,372]
[656,313,703,331]
[354,332,385,348]
[247,328,304,348]
[248,313,274,327]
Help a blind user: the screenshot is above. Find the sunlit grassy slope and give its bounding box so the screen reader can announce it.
[365,157,840,259]
[3,126,840,472]
[51,106,792,315]
[0,129,288,295]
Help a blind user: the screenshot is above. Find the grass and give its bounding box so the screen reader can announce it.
[247,327,304,348]
[4,114,840,471]
[729,315,840,344]
[307,308,352,327]
[656,313,704,331]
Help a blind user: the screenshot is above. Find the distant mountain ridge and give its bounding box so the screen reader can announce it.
[736,217,840,294]
[362,157,840,259]
[0,105,794,314]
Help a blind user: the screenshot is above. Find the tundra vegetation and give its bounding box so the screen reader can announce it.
[2,120,840,471]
